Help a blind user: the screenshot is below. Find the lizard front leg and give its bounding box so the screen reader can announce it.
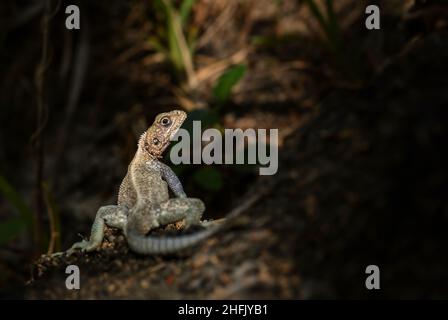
[145,160,205,227]
[147,160,186,198]
[65,205,128,255]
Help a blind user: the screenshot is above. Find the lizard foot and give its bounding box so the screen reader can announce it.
[183,199,205,229]
[65,239,101,256]
[43,239,101,258]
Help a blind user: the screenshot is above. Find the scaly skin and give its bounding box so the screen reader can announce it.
[63,110,219,255]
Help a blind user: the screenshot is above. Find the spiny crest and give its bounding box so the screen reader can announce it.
[138,132,147,149]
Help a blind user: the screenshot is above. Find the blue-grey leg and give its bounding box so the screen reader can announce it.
[147,160,187,198]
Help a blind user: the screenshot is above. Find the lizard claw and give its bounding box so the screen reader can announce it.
[65,239,100,256]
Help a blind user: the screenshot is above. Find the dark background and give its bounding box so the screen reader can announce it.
[0,0,447,299]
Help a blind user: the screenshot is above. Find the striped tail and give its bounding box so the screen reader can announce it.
[126,191,267,255]
[126,225,219,255]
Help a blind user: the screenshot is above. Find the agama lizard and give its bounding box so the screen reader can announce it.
[64,110,218,255]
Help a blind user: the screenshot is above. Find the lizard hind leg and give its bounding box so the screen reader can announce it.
[155,198,205,230]
[66,205,128,255]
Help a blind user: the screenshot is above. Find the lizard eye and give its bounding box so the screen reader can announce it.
[160,117,171,127]
[153,138,160,145]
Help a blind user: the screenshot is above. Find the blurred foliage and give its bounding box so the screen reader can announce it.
[150,0,197,86]
[251,33,300,47]
[213,64,247,105]
[169,105,268,192]
[193,167,223,191]
[305,0,361,82]
[305,0,342,55]
[182,109,220,131]
[0,218,27,246]
[0,175,33,245]
[0,175,59,253]
[168,109,223,192]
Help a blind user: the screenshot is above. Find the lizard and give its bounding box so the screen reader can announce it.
[63,110,218,255]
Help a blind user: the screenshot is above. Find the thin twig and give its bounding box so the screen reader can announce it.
[31,0,52,255]
[54,16,89,179]
[195,48,248,84]
[43,182,60,255]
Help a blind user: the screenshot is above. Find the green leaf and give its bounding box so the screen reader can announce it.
[305,0,340,54]
[305,0,326,28]
[0,218,27,245]
[0,175,33,226]
[164,2,183,71]
[0,175,33,245]
[213,64,246,104]
[193,167,223,191]
[180,0,195,27]
[152,0,196,83]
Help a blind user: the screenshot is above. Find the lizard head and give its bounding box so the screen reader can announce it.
[142,110,187,158]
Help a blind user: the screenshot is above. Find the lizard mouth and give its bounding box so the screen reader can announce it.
[170,126,182,140]
[169,111,187,140]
